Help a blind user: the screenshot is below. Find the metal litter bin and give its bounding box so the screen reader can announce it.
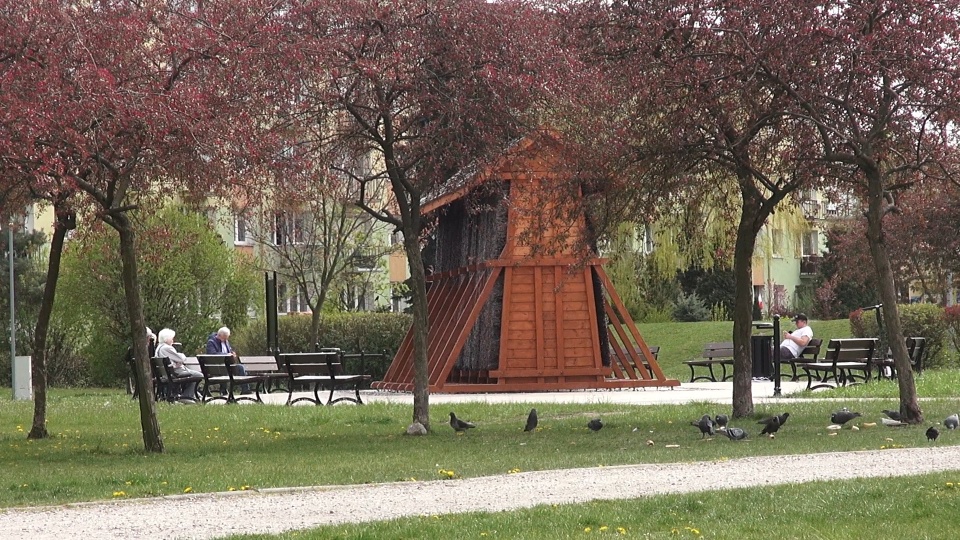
[751,323,774,379]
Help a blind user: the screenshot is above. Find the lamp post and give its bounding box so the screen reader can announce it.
[7,225,16,398]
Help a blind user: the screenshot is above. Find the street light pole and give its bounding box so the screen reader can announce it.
[7,225,16,398]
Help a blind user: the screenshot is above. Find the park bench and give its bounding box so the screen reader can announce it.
[875,336,926,380]
[778,338,823,383]
[799,338,878,390]
[278,351,372,406]
[683,342,734,383]
[150,356,202,403]
[196,354,268,404]
[235,355,289,393]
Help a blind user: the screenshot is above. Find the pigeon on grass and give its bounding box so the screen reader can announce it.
[831,409,862,425]
[725,427,748,441]
[881,409,902,422]
[449,412,476,433]
[714,414,729,431]
[945,414,959,430]
[587,418,604,432]
[758,412,790,436]
[524,408,538,432]
[927,426,940,442]
[691,414,714,439]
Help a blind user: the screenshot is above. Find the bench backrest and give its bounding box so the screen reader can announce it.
[150,356,171,383]
[824,338,877,363]
[279,352,343,377]
[703,342,734,359]
[798,338,823,360]
[240,356,281,373]
[196,354,237,378]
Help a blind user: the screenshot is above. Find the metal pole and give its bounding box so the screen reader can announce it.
[773,314,781,397]
[8,226,16,398]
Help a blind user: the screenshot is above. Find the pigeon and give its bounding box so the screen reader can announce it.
[927,426,940,442]
[758,412,790,436]
[945,414,959,430]
[725,427,748,441]
[587,418,604,432]
[449,412,476,433]
[692,414,714,439]
[881,409,902,422]
[714,414,729,430]
[831,410,862,425]
[524,408,538,432]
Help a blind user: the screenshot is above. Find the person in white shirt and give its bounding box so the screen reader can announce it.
[155,328,202,401]
[779,313,813,360]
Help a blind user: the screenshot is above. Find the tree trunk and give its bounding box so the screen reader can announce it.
[27,208,73,440]
[731,197,761,418]
[112,215,164,452]
[403,225,430,430]
[864,178,922,423]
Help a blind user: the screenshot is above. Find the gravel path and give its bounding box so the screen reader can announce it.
[3,445,960,539]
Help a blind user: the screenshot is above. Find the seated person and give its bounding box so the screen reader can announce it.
[155,328,202,401]
[205,326,250,394]
[779,313,813,360]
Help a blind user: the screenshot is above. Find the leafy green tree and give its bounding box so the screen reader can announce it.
[56,206,260,385]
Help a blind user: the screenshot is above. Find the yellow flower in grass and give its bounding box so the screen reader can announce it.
[113,491,126,497]
[584,527,592,533]
[599,526,608,532]
[240,485,252,491]
[947,482,955,488]
[228,487,236,492]
[617,527,627,535]
[183,487,193,493]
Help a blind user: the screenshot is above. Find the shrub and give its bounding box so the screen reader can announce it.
[672,292,710,322]
[231,311,412,381]
[850,303,950,369]
[945,305,960,362]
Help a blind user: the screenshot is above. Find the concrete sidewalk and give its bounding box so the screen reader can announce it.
[258,379,812,407]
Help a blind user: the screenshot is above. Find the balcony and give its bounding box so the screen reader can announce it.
[800,255,822,276]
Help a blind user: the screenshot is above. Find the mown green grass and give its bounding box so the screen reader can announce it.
[226,472,960,539]
[2,387,958,509]
[639,318,852,382]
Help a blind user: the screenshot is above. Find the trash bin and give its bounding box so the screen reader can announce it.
[751,322,774,379]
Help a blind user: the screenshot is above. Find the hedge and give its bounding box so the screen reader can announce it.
[850,303,951,369]
[231,312,412,384]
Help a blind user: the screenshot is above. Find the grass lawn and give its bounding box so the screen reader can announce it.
[3,382,960,509]
[225,472,960,539]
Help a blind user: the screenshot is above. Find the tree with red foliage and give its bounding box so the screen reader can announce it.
[282,0,564,429]
[762,0,960,423]
[569,1,827,416]
[0,1,288,451]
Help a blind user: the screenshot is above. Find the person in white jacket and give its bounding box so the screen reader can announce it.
[155,328,202,401]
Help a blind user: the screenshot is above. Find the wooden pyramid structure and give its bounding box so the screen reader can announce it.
[372,131,678,392]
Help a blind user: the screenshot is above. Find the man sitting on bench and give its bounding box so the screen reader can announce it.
[780,313,813,361]
[206,326,250,395]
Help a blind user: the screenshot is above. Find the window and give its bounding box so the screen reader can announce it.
[771,229,783,257]
[274,212,307,246]
[643,224,655,254]
[801,231,819,257]
[278,283,310,313]
[234,214,251,245]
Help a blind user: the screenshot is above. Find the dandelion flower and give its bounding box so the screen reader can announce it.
[599,526,608,532]
[584,527,592,533]
[112,491,126,497]
[183,487,193,493]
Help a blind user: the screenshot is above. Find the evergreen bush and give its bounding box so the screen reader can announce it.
[672,292,711,322]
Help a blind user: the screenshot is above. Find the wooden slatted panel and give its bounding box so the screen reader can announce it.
[426,271,481,386]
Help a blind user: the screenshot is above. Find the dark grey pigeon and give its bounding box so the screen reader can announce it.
[927,426,940,442]
[831,410,862,425]
[714,414,729,430]
[881,409,902,422]
[945,414,959,430]
[587,418,603,432]
[449,412,476,433]
[758,412,790,436]
[725,427,748,441]
[524,408,538,432]
[691,414,714,439]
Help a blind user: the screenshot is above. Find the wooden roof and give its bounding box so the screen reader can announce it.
[421,128,562,215]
